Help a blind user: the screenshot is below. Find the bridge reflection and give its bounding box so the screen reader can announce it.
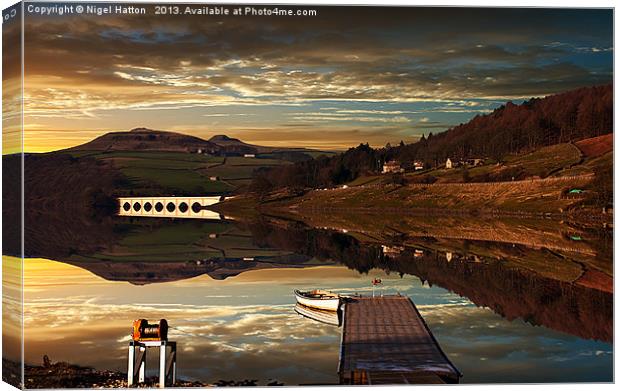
[117,196,222,219]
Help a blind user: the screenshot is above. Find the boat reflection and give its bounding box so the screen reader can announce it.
[294,303,342,327]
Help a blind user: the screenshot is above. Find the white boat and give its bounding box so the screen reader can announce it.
[294,289,341,312]
[294,303,341,327]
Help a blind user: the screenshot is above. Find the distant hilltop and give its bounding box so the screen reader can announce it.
[207,134,280,154]
[69,127,220,153]
[209,134,242,143]
[68,128,256,156]
[66,127,331,157]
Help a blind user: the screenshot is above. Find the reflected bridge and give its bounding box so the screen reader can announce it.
[118,196,223,219]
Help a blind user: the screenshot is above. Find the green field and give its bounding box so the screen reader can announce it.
[68,150,222,163]
[66,150,290,195]
[121,166,233,193]
[204,156,286,184]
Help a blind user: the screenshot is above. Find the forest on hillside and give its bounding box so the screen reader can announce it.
[249,84,612,193]
[406,83,612,164]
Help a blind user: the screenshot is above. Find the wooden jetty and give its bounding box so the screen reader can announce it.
[338,295,461,385]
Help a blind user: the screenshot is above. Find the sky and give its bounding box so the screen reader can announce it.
[9,5,614,152]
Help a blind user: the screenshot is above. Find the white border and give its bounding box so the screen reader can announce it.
[0,1,617,390]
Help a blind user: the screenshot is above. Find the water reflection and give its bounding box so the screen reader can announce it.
[8,213,614,384]
[247,218,613,343]
[21,258,612,384]
[294,304,341,327]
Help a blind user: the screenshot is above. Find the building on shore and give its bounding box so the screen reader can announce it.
[446,157,485,169]
[382,160,405,174]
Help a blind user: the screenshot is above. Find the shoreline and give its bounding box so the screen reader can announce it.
[212,173,612,228]
[12,357,290,388]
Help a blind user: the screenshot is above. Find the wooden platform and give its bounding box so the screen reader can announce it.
[338,295,461,385]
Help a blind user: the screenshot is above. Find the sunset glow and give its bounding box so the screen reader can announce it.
[7,5,611,152]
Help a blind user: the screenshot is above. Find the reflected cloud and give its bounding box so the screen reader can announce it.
[420,304,613,383]
[22,256,613,384]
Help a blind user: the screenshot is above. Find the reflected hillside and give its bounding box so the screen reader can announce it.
[383,249,612,343]
[252,211,612,277]
[62,253,329,285]
[269,210,601,256]
[11,216,334,285]
[246,217,612,342]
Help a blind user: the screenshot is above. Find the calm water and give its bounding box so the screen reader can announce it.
[11,216,614,385]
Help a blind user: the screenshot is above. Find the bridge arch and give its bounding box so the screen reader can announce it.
[117,196,223,220]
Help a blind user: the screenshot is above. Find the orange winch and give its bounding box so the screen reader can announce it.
[131,319,168,342]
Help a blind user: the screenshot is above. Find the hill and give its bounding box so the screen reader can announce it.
[209,134,336,160]
[249,84,613,193]
[209,134,256,150]
[575,133,613,158]
[69,127,221,153]
[24,128,333,198]
[403,83,612,163]
[68,128,334,161]
[208,134,282,154]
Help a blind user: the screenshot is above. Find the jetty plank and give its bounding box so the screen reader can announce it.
[338,295,460,385]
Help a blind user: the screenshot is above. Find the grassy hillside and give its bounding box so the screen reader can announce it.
[66,150,292,195]
[428,143,582,183]
[575,133,613,158]
[60,128,336,196]
[557,133,613,177]
[342,137,609,189]
[201,156,287,188]
[266,175,593,214]
[217,136,612,222]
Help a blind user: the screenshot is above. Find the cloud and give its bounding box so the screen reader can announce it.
[15,7,612,151]
[23,8,612,102]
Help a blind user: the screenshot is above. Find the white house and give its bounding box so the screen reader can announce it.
[382,160,404,174]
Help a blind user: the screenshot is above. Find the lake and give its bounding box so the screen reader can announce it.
[12,215,613,385]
